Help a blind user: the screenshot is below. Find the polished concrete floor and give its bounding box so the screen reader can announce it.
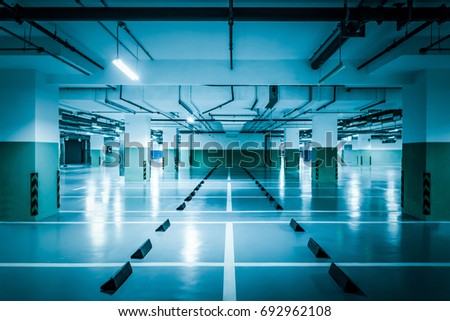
[1,163,450,300]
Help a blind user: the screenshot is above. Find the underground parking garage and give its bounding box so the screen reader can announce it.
[0,0,450,319]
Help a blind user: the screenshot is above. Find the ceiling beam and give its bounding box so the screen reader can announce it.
[0,6,448,22]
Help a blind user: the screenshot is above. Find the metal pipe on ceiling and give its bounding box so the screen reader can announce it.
[228,0,234,70]
[339,109,402,129]
[248,85,278,132]
[118,21,154,61]
[119,85,155,113]
[0,0,104,71]
[178,98,211,132]
[357,21,433,70]
[0,26,90,75]
[250,108,276,132]
[283,86,312,118]
[202,86,234,114]
[104,99,136,114]
[177,86,213,131]
[359,99,386,111]
[75,0,138,60]
[316,86,336,111]
[250,87,258,111]
[264,108,311,132]
[119,85,196,131]
[419,33,450,54]
[187,86,215,131]
[0,47,39,51]
[264,87,313,132]
[310,27,348,70]
[60,108,124,127]
[0,6,448,22]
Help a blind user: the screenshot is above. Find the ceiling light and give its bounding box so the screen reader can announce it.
[113,58,139,81]
[187,116,195,124]
[92,122,101,129]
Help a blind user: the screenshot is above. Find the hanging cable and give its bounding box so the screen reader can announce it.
[228,0,234,70]
[116,22,119,59]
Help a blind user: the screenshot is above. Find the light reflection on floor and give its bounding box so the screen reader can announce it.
[1,163,450,300]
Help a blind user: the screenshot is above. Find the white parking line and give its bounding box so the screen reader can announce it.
[223,222,237,301]
[227,169,232,212]
[0,220,447,225]
[0,262,449,268]
[57,209,401,214]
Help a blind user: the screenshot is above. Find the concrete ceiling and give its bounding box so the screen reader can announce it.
[0,0,448,134]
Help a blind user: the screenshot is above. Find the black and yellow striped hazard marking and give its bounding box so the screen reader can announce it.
[57,170,61,209]
[423,172,431,216]
[30,173,38,216]
[335,164,338,180]
[315,160,319,180]
[143,160,147,180]
[401,170,404,208]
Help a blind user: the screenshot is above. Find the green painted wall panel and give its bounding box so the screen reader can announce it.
[90,149,102,167]
[0,142,58,221]
[312,147,338,182]
[264,149,282,168]
[426,143,450,220]
[190,150,266,168]
[285,149,300,170]
[35,143,59,220]
[163,149,176,171]
[402,143,426,220]
[402,143,450,221]
[124,148,147,181]
[343,150,402,165]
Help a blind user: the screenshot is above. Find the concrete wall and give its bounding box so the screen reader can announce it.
[192,133,265,150]
[188,133,266,168]
[0,70,59,221]
[342,139,402,165]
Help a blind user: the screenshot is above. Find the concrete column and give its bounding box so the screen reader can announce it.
[302,142,312,163]
[355,134,372,166]
[59,137,66,166]
[0,70,59,221]
[284,128,299,169]
[188,133,196,167]
[90,135,104,167]
[264,133,282,168]
[264,134,272,167]
[163,127,178,171]
[311,114,338,182]
[402,70,450,220]
[124,115,151,181]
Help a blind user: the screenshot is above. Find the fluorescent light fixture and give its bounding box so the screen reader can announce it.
[112,58,139,81]
[187,116,195,124]
[319,62,345,84]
